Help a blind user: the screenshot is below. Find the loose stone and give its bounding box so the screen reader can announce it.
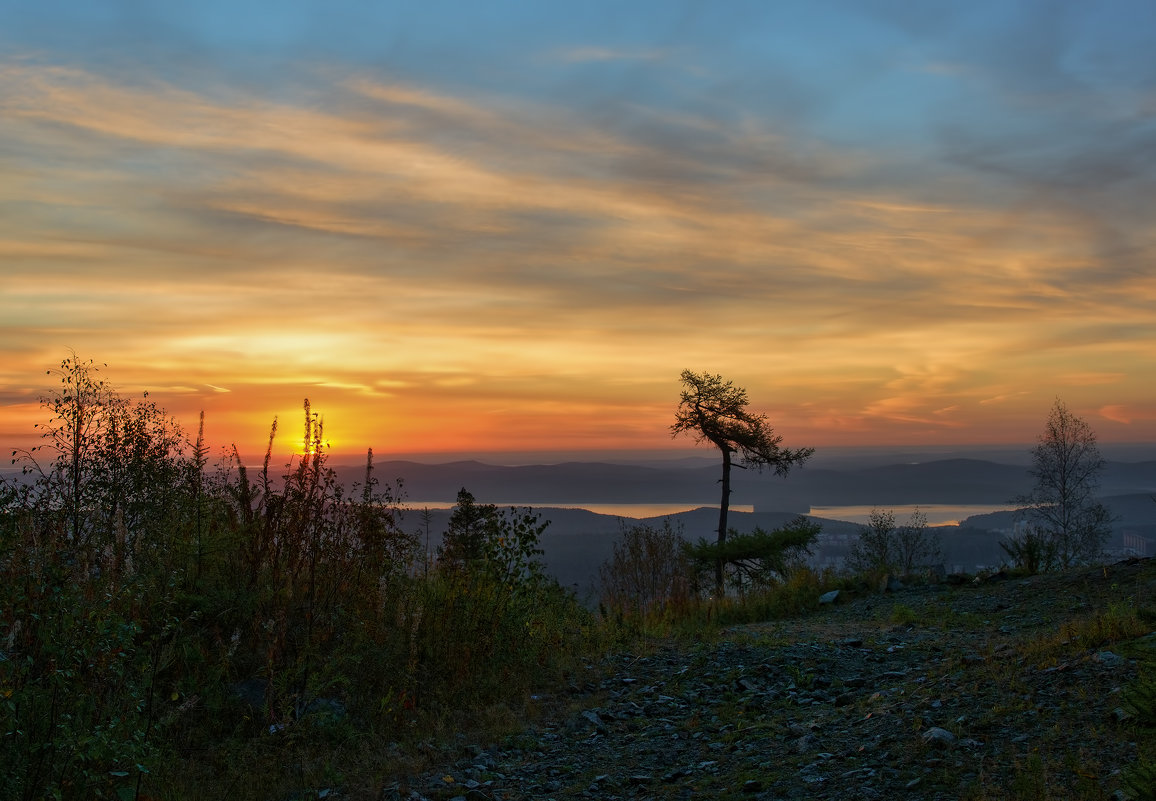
[921,727,957,748]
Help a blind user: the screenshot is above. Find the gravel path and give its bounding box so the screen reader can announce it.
[391,559,1154,800]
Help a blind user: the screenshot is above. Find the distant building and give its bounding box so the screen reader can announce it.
[1123,531,1151,557]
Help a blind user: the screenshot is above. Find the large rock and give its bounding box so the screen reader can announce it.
[921,727,956,748]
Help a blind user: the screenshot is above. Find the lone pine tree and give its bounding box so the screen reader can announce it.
[671,370,813,594]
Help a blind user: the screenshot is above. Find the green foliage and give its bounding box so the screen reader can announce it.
[846,507,897,578]
[0,563,157,800]
[1123,667,1156,726]
[683,517,820,593]
[1122,664,1156,800]
[479,506,549,588]
[717,566,832,623]
[597,518,832,635]
[1123,761,1156,801]
[888,603,920,626]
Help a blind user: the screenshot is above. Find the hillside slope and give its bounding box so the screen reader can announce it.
[396,558,1156,800]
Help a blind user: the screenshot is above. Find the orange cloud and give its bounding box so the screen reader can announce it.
[1100,405,1133,424]
[2,58,1155,458]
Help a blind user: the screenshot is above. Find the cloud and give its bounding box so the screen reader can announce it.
[2,44,1155,452]
[8,58,1147,339]
[978,392,1031,406]
[860,396,966,428]
[1099,404,1156,426]
[1100,405,1132,425]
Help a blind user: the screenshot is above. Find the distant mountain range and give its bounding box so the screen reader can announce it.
[342,457,1156,596]
[3,452,1150,598]
[341,457,1156,512]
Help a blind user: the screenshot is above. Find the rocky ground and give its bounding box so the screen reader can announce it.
[387,559,1156,801]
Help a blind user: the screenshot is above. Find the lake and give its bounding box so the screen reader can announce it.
[808,504,1016,526]
[408,502,754,518]
[407,501,1014,525]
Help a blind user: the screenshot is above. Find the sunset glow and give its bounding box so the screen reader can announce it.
[2,2,1154,462]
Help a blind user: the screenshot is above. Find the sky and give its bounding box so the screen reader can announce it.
[2,0,1154,463]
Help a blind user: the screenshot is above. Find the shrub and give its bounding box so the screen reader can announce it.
[397,569,595,726]
[1000,525,1060,575]
[846,507,940,580]
[683,516,820,595]
[599,518,691,616]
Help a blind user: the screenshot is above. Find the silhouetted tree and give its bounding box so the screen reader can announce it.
[438,488,498,570]
[15,354,117,547]
[892,508,940,576]
[1013,399,1112,568]
[845,507,899,577]
[671,370,813,594]
[438,488,548,586]
[846,507,939,578]
[13,354,193,568]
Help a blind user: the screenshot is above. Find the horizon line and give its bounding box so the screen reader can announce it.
[309,441,1156,466]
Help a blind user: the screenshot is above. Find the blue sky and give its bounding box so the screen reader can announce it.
[2,0,1154,458]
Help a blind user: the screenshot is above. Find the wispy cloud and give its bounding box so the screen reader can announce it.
[1100,405,1132,425]
[2,12,1154,455]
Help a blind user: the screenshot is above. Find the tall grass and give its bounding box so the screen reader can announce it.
[600,565,840,640]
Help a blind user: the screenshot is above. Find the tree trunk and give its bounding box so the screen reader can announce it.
[716,446,732,595]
